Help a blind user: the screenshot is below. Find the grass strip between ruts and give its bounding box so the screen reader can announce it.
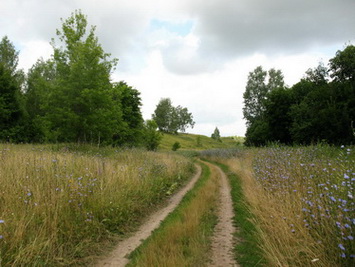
[127,161,218,266]
[205,159,268,266]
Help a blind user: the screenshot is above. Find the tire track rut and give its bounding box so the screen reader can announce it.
[204,161,239,267]
[95,164,202,267]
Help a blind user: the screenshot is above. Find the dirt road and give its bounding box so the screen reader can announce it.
[95,161,238,267]
[95,164,202,267]
[205,162,239,267]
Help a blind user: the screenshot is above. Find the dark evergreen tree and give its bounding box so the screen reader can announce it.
[0,36,26,142]
[211,127,221,142]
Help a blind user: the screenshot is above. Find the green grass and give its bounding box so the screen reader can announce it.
[159,132,243,151]
[128,161,219,266]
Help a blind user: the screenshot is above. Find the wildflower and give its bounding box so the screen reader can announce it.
[341,253,346,258]
[0,220,4,224]
[27,192,32,197]
[347,235,353,240]
[338,244,346,251]
[0,235,3,239]
[330,196,336,202]
[344,173,350,179]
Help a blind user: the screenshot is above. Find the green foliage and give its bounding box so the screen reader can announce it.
[143,120,162,151]
[152,98,195,134]
[0,11,145,146]
[45,10,121,144]
[0,37,26,142]
[265,88,293,144]
[171,141,181,151]
[329,44,355,83]
[111,82,144,146]
[211,127,221,142]
[243,66,284,126]
[244,44,355,146]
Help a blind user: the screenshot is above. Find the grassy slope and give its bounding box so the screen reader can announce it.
[159,132,243,151]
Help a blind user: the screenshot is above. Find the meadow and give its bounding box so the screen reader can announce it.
[0,144,194,266]
[202,145,354,266]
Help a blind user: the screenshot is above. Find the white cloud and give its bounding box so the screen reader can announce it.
[1,0,354,137]
[18,40,52,71]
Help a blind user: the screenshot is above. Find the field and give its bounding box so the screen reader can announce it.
[158,132,243,151]
[0,142,354,266]
[0,144,194,266]
[202,145,354,266]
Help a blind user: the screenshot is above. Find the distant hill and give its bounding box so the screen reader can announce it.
[159,133,244,151]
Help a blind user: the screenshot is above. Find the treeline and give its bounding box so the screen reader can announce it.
[0,11,161,148]
[243,44,355,146]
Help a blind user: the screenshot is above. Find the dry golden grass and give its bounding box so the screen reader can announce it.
[0,144,194,266]
[223,149,346,267]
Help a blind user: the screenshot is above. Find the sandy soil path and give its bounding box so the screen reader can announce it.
[206,162,239,267]
[94,164,202,267]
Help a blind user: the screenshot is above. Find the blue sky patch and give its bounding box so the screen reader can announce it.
[149,19,194,36]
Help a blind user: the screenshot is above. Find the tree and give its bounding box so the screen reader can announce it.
[152,98,173,132]
[152,98,195,134]
[174,105,195,133]
[111,81,144,146]
[0,36,26,142]
[172,142,181,151]
[243,66,268,125]
[24,59,56,142]
[0,36,25,89]
[211,127,221,142]
[329,44,355,83]
[243,66,284,126]
[264,88,293,144]
[305,62,329,85]
[143,120,162,151]
[46,10,121,143]
[243,66,285,146]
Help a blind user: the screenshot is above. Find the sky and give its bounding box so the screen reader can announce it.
[1,0,354,136]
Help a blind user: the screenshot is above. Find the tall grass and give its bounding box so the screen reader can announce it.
[0,144,194,266]
[128,162,219,266]
[201,145,354,266]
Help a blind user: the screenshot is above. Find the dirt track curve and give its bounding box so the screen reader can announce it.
[95,164,202,267]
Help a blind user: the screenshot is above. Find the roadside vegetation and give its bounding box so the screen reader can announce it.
[0,144,194,266]
[202,145,354,266]
[128,161,218,266]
